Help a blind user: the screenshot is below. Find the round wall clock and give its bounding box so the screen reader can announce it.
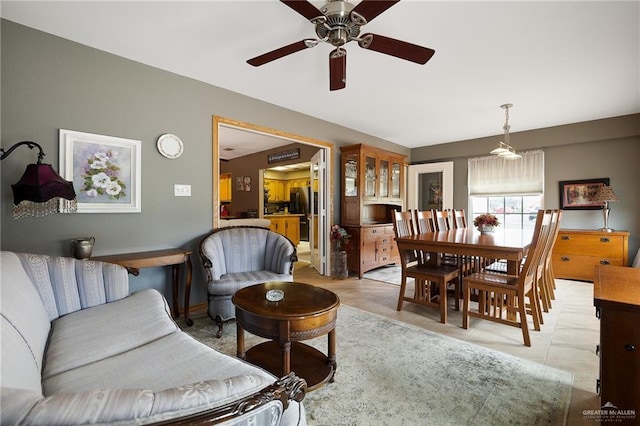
[156,134,184,159]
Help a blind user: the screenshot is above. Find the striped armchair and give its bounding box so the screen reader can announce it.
[199,226,297,337]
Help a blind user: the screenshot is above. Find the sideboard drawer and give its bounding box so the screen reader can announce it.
[553,254,625,281]
[555,234,625,257]
[552,229,629,282]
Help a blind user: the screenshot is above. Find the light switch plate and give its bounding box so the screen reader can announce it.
[174,184,191,196]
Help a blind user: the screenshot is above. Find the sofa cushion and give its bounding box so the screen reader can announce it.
[208,271,294,295]
[44,329,275,395]
[42,289,177,381]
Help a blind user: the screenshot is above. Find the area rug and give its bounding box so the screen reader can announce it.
[362,265,407,285]
[182,305,572,425]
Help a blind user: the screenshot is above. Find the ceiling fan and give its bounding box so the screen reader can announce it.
[247,0,435,91]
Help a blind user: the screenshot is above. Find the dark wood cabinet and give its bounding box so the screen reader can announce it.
[552,229,629,281]
[594,265,640,424]
[340,144,405,277]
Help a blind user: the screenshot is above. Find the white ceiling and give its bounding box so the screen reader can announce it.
[2,1,639,153]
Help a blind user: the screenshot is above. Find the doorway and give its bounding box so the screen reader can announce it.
[212,116,333,276]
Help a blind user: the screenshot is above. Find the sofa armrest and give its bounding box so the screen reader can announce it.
[21,374,306,425]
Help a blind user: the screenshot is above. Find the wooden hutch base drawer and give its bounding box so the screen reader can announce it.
[362,226,384,241]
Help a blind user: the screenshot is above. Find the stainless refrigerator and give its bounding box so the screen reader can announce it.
[290,187,310,241]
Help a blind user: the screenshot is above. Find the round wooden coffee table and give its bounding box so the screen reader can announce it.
[232,281,340,391]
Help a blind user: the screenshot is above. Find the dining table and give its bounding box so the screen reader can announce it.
[394,227,534,275]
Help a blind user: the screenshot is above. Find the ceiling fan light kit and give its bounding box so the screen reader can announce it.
[247,0,435,91]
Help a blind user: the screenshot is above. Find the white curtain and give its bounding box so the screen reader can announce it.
[468,150,544,196]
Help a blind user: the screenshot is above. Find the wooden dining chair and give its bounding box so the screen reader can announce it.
[462,210,552,347]
[535,209,563,314]
[393,210,459,324]
[451,209,468,229]
[424,209,476,309]
[431,209,452,231]
[414,209,436,234]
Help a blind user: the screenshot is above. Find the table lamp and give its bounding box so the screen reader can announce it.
[592,185,619,232]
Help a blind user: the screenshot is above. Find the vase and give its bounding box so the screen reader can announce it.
[477,225,495,234]
[331,250,348,279]
[71,237,95,259]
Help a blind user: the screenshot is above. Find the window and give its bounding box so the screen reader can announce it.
[471,195,542,229]
[468,151,544,230]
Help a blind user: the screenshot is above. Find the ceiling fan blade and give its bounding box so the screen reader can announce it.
[329,48,347,91]
[358,33,435,64]
[280,0,324,21]
[351,0,399,23]
[247,40,315,66]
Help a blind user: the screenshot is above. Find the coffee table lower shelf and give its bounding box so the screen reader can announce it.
[244,341,334,392]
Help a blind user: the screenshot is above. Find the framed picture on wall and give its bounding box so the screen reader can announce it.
[429,183,442,205]
[244,176,251,192]
[236,176,244,191]
[59,129,141,213]
[559,177,609,210]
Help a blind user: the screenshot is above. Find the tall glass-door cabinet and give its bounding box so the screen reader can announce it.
[340,144,406,278]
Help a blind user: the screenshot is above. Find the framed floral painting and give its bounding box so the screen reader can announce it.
[59,129,141,213]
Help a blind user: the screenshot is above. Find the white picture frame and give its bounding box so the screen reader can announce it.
[59,129,141,213]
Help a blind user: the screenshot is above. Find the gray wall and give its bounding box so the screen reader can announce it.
[0,20,408,305]
[2,20,638,312]
[411,115,640,264]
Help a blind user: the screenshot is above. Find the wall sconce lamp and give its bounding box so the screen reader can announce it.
[0,141,77,219]
[592,185,619,232]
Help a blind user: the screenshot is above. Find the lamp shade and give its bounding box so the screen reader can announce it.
[11,163,76,205]
[592,185,619,203]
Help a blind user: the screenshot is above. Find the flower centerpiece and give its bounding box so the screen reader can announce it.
[473,214,500,233]
[330,225,351,252]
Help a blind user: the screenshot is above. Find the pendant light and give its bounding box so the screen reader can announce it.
[490,103,522,160]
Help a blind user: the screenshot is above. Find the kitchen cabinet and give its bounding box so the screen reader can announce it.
[265,179,287,202]
[594,265,640,423]
[340,144,406,277]
[267,215,301,246]
[552,229,629,281]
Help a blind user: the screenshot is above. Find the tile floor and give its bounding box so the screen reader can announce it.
[293,264,601,425]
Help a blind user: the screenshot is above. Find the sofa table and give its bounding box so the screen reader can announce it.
[232,282,340,391]
[92,248,193,326]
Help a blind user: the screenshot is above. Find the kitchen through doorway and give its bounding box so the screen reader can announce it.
[213,116,333,276]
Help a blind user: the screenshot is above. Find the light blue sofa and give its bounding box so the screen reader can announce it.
[199,226,297,337]
[0,251,306,425]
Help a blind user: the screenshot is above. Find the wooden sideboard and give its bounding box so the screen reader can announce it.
[344,224,400,278]
[594,265,640,423]
[552,229,629,282]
